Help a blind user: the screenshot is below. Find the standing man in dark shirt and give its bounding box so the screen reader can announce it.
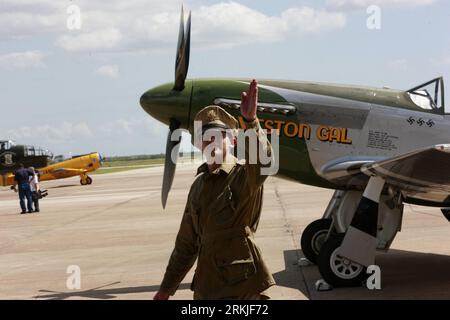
[13,163,34,214]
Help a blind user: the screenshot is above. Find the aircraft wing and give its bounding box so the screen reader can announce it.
[361,144,450,194]
[47,168,87,175]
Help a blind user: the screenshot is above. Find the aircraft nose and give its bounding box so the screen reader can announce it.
[140,81,192,128]
[139,89,160,120]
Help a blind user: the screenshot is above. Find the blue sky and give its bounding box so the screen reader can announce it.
[0,0,449,157]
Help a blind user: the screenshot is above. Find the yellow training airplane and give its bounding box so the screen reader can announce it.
[0,152,102,187]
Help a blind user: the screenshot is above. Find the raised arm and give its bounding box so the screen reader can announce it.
[240,80,273,190]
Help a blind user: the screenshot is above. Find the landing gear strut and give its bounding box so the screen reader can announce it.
[314,178,383,288]
[301,184,403,288]
[80,175,92,185]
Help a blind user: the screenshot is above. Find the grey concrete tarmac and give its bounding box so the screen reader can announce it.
[1,164,449,300]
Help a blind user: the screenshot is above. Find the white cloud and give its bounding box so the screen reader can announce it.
[1,116,189,156]
[6,121,93,144]
[192,3,346,48]
[0,51,45,69]
[0,0,346,53]
[57,28,123,52]
[0,0,176,40]
[95,65,119,78]
[327,0,436,10]
[0,1,65,36]
[281,7,346,34]
[1,117,166,150]
[98,117,165,136]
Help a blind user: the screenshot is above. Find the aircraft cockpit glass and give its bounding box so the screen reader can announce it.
[41,149,53,159]
[407,77,445,113]
[25,146,36,156]
[36,149,53,158]
[0,140,15,151]
[24,145,53,158]
[408,90,434,110]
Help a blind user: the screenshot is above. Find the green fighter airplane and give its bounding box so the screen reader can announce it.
[0,140,53,186]
[140,8,449,288]
[0,140,52,174]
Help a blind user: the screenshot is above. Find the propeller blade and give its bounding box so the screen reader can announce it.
[162,118,181,209]
[184,11,191,78]
[173,8,191,91]
[175,5,185,71]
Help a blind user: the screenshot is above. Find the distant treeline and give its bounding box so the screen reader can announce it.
[104,154,165,162]
[52,152,201,163]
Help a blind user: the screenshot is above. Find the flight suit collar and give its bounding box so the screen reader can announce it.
[196,155,240,176]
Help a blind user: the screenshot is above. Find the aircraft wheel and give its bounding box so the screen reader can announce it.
[86,176,93,185]
[317,233,367,287]
[300,218,332,264]
[80,178,88,185]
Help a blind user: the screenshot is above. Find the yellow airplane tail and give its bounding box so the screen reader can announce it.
[1,174,14,187]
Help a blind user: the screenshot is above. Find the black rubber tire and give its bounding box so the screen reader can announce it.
[317,233,368,287]
[86,176,93,185]
[300,218,332,264]
[80,179,88,185]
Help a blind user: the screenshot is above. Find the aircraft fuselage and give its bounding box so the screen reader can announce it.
[140,78,449,204]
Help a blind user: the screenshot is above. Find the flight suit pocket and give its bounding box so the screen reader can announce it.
[214,236,256,285]
[212,186,237,225]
